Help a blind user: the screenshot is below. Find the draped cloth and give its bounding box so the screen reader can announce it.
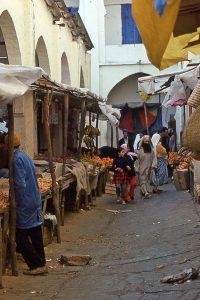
[119,104,159,133]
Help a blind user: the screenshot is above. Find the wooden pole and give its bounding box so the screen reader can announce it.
[43,93,61,243]
[89,111,92,126]
[62,94,69,175]
[78,99,86,156]
[96,113,99,149]
[7,103,18,276]
[116,126,119,148]
[143,102,149,136]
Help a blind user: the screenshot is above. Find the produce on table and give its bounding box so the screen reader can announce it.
[81,154,113,170]
[177,162,189,170]
[0,190,9,208]
[34,151,78,162]
[37,178,52,193]
[168,150,193,168]
[168,152,178,165]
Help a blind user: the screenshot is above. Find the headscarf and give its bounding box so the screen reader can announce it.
[120,143,128,153]
[127,152,137,160]
[138,135,151,150]
[5,133,21,148]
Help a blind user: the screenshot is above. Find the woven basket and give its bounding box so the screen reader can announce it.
[183,106,200,152]
[192,152,200,161]
[187,80,200,108]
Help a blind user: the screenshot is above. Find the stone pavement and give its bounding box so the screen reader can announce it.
[1,184,200,300]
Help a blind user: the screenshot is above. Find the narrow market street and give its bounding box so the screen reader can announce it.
[1,184,200,300]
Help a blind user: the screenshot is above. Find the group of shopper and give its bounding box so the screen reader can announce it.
[111,127,174,202]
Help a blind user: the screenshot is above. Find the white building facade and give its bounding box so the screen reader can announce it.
[66,0,188,148]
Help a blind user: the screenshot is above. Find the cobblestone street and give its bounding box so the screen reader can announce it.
[1,184,200,300]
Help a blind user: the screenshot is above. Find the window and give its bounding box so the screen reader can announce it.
[121,4,142,45]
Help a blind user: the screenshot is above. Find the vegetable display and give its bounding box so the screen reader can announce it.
[37,178,52,193]
[0,190,9,208]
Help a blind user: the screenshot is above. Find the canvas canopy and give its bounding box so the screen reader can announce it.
[0,64,44,103]
[138,65,200,107]
[132,0,200,70]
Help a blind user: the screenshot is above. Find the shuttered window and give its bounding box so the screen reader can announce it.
[121,4,142,44]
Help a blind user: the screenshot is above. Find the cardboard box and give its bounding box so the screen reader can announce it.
[173,169,189,191]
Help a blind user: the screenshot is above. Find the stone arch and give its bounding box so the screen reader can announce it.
[107,72,150,106]
[61,52,71,85]
[0,10,21,64]
[35,36,50,75]
[80,67,85,88]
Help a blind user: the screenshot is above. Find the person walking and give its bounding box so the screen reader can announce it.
[121,144,137,202]
[168,128,176,152]
[5,133,48,275]
[111,147,129,204]
[135,135,156,199]
[151,133,168,187]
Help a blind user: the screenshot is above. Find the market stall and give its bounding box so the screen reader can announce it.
[0,64,44,283]
[168,148,193,191]
[0,64,118,285]
[137,64,200,197]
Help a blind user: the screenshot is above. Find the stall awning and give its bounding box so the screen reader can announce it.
[138,64,200,107]
[0,64,43,103]
[132,0,200,70]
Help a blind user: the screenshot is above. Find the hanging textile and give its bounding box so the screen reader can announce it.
[119,104,159,133]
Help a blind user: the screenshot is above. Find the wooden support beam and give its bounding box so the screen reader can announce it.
[78,99,86,156]
[43,93,61,243]
[62,94,69,175]
[7,103,18,276]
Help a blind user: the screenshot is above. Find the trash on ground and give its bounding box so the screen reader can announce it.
[194,223,200,228]
[156,264,166,270]
[106,209,120,214]
[106,209,132,214]
[59,254,92,266]
[179,258,191,264]
[161,267,199,284]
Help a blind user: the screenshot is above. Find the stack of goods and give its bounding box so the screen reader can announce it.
[34,154,63,162]
[83,125,100,149]
[168,148,193,170]
[172,148,192,191]
[0,190,9,209]
[105,172,116,195]
[37,178,52,194]
[81,154,113,172]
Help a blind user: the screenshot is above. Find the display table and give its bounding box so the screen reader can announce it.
[57,173,76,225]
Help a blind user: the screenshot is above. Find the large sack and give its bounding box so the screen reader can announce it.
[187,80,200,108]
[183,106,200,154]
